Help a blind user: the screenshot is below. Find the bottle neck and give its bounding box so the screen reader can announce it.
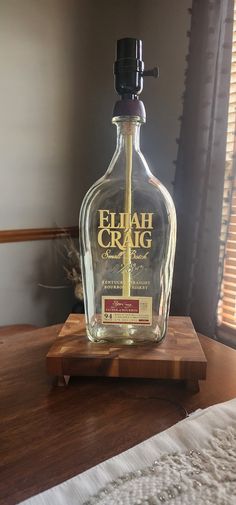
[106,114,151,179]
[113,117,142,152]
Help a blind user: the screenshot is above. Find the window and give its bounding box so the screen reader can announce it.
[218,5,236,334]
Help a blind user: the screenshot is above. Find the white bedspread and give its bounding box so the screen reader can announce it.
[19,398,236,505]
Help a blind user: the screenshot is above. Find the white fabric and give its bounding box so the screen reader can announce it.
[18,398,236,505]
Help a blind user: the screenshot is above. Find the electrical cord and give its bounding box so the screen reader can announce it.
[123,394,190,419]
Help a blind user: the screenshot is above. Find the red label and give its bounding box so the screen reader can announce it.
[104,299,139,313]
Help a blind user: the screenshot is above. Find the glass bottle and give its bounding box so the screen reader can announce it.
[79,38,176,344]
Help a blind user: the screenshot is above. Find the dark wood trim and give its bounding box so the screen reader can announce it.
[0,226,78,243]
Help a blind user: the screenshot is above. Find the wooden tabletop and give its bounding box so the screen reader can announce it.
[1,323,236,505]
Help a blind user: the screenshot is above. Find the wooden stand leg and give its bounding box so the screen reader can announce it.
[186,379,199,393]
[57,375,70,387]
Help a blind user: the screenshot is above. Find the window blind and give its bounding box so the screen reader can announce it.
[218,7,236,330]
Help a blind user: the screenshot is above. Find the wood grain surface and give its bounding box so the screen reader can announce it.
[0,324,37,336]
[1,325,236,505]
[47,314,207,382]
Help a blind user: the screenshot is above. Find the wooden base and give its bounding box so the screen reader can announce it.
[46,315,207,391]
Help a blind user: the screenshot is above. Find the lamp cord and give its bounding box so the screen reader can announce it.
[124,394,189,419]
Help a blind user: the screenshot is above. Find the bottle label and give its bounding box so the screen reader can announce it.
[102,296,152,325]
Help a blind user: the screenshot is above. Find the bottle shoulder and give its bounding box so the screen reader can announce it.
[80,173,176,232]
[81,170,175,205]
[79,148,176,228]
[147,174,176,214]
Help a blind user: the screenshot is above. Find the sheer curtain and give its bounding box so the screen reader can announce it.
[172,0,234,336]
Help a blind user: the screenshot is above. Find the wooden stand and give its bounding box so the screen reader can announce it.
[46,314,207,392]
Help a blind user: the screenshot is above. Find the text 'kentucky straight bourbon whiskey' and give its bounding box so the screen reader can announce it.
[79,38,176,344]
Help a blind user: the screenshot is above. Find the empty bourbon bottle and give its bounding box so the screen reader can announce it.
[79,38,176,344]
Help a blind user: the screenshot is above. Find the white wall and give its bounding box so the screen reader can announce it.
[0,0,82,229]
[76,0,191,196]
[138,0,191,191]
[0,0,190,326]
[73,0,143,201]
[0,0,83,325]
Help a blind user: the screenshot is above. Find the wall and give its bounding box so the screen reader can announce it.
[0,0,190,326]
[73,0,142,202]
[138,0,191,190]
[0,0,82,325]
[77,0,191,196]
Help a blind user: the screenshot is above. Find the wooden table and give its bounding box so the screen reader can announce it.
[1,323,236,505]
